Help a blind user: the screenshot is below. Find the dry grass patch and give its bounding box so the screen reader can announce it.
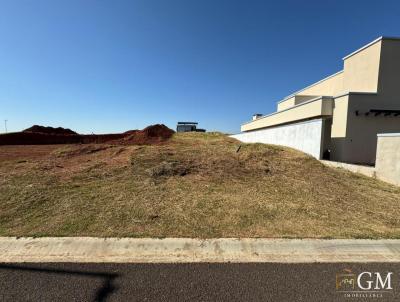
[0,132,400,238]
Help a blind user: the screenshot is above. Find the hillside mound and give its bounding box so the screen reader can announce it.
[23,125,77,135]
[0,132,400,238]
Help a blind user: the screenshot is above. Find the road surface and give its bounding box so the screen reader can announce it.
[1,263,399,301]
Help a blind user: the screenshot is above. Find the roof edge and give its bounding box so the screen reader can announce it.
[377,133,400,137]
[342,36,400,60]
[277,70,343,104]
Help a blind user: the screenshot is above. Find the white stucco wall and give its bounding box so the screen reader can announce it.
[375,133,400,186]
[231,119,324,159]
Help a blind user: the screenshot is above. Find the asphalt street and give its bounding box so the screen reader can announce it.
[1,263,400,301]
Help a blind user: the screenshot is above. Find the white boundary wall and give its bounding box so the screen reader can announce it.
[230,119,324,159]
[376,133,400,186]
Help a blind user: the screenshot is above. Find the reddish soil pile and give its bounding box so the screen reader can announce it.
[0,124,174,145]
[80,134,126,144]
[0,132,82,145]
[23,125,77,135]
[116,124,175,145]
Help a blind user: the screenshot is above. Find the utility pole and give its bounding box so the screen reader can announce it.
[4,120,7,133]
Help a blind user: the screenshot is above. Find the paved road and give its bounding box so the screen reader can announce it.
[0,263,399,301]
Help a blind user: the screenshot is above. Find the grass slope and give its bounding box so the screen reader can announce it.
[0,132,400,238]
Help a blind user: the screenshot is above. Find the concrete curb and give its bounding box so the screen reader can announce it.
[1,238,400,263]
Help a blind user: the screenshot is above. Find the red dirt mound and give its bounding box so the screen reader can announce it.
[23,125,77,135]
[0,124,174,145]
[0,132,82,145]
[118,124,175,145]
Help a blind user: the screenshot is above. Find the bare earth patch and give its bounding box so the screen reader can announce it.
[0,132,399,238]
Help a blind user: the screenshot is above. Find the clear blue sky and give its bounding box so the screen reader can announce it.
[1,0,399,134]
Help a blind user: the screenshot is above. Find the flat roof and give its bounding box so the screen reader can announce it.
[177,122,198,125]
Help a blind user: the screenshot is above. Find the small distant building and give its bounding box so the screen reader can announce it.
[176,122,206,133]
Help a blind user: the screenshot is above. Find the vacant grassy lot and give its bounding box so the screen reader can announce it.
[1,132,400,238]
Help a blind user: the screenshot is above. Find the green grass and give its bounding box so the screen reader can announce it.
[1,132,400,238]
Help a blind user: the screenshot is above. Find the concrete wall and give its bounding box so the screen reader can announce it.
[321,134,400,187]
[376,134,400,186]
[320,160,376,178]
[232,119,325,159]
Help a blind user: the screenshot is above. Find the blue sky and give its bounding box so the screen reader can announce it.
[1,0,399,134]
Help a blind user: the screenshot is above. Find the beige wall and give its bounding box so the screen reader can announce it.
[329,95,349,162]
[332,93,400,165]
[277,72,344,109]
[343,40,381,93]
[376,135,400,186]
[277,97,296,111]
[277,94,320,111]
[330,95,349,138]
[276,39,383,113]
[295,95,319,105]
[300,71,344,97]
[242,37,400,165]
[273,40,381,116]
[329,40,400,164]
[377,39,400,99]
[242,98,333,132]
[277,95,318,111]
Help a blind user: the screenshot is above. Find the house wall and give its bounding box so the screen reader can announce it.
[295,95,319,105]
[377,39,400,100]
[344,94,400,164]
[334,40,400,164]
[329,92,400,165]
[239,37,400,165]
[277,97,296,111]
[343,40,382,93]
[376,134,400,186]
[232,119,325,159]
[246,39,383,132]
[241,97,333,132]
[277,95,318,111]
[276,72,344,112]
[300,71,344,96]
[320,134,400,187]
[330,94,349,162]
